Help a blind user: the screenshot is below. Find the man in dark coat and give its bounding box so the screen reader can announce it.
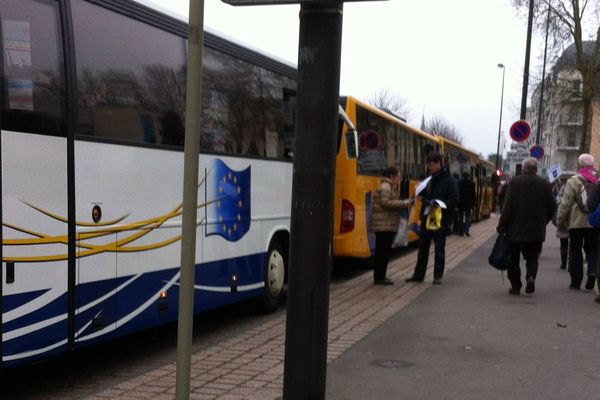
[497,157,556,295]
[458,172,476,236]
[406,152,459,285]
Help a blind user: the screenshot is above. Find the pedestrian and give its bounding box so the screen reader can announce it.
[458,172,476,236]
[370,166,412,285]
[498,180,508,211]
[405,152,459,285]
[451,173,461,235]
[556,154,598,291]
[496,157,556,295]
[553,178,569,270]
[586,176,600,303]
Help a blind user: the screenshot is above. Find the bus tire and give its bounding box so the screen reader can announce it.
[258,238,286,313]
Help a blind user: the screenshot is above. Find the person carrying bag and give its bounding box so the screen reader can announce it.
[369,166,412,285]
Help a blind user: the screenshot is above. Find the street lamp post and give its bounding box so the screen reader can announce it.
[495,63,505,175]
[494,63,505,212]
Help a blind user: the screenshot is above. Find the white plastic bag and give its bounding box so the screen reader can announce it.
[393,217,408,247]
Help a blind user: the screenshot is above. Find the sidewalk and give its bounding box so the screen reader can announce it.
[87,215,501,400]
[326,220,600,400]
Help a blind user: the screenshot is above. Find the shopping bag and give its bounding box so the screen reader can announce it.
[393,216,408,247]
[425,206,442,231]
[488,232,510,271]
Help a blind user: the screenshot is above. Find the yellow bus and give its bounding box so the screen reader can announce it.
[333,96,440,259]
[333,96,495,260]
[437,137,495,221]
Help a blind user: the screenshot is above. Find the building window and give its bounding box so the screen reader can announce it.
[567,129,578,147]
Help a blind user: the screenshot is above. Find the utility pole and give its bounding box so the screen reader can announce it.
[282,4,343,398]
[520,0,535,120]
[222,1,382,398]
[535,3,552,146]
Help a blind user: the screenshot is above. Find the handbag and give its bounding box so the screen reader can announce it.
[488,232,510,270]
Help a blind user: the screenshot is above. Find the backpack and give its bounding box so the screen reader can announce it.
[576,176,595,213]
[589,204,600,228]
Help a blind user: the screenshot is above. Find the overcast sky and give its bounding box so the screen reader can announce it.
[145,0,547,158]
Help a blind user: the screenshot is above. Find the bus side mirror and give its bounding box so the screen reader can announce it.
[338,105,358,159]
[345,128,358,159]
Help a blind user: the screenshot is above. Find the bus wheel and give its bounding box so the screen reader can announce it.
[259,239,286,313]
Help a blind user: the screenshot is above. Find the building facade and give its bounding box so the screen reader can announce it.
[527,41,600,177]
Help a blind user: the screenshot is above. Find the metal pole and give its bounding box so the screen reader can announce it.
[535,3,551,145]
[282,2,343,399]
[520,0,534,120]
[495,64,505,173]
[176,0,204,399]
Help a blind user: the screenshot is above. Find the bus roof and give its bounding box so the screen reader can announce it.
[343,96,440,144]
[438,136,481,159]
[131,0,297,77]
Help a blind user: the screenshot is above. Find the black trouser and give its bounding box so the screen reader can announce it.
[374,232,395,282]
[568,228,598,287]
[507,241,543,290]
[560,238,569,269]
[412,224,447,280]
[458,206,473,235]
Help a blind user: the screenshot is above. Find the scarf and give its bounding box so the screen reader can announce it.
[578,166,599,184]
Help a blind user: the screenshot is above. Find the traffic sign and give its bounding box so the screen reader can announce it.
[530,145,544,160]
[505,150,529,163]
[509,120,531,142]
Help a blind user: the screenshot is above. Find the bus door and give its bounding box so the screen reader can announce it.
[0,0,70,367]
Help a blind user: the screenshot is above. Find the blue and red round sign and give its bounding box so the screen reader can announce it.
[530,145,544,160]
[509,120,531,142]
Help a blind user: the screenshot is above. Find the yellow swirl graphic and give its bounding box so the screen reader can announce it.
[2,176,218,263]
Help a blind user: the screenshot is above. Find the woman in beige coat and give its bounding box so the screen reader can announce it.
[556,154,599,290]
[370,166,411,285]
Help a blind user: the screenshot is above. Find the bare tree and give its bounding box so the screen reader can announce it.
[423,114,464,144]
[513,0,600,153]
[365,88,410,120]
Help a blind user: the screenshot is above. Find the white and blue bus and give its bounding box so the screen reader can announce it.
[0,0,301,368]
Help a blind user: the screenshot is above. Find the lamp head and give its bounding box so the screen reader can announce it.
[498,63,505,69]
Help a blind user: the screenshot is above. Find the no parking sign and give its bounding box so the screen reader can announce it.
[510,120,531,142]
[530,145,544,160]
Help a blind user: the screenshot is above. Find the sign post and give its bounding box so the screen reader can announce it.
[176,1,204,399]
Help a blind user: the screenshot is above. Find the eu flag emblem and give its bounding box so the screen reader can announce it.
[206,159,251,241]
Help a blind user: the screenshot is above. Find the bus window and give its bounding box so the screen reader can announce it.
[200,47,296,160]
[72,0,187,146]
[356,106,386,175]
[0,0,66,136]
